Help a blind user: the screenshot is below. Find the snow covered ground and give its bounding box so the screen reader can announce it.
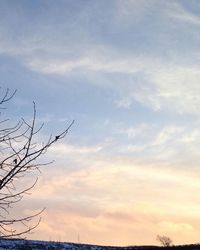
[0,239,200,250]
[0,239,144,250]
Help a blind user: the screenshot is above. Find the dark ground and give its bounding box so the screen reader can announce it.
[1,239,200,250]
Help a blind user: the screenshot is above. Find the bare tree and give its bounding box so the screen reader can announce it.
[0,88,74,238]
[156,235,173,247]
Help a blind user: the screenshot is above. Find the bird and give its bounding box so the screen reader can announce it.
[55,135,60,141]
[13,159,17,165]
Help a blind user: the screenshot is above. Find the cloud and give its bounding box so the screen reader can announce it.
[27,54,150,75]
[158,220,193,233]
[166,1,200,26]
[0,0,200,116]
[115,61,200,115]
[1,0,200,245]
[180,129,200,143]
[115,123,152,139]
[23,51,200,115]
[49,143,102,156]
[23,155,200,245]
[153,126,184,146]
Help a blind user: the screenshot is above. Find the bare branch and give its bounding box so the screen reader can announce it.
[0,88,74,238]
[0,88,17,105]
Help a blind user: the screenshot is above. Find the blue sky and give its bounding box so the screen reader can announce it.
[1,0,200,246]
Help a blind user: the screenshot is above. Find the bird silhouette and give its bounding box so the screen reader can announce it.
[55,135,60,141]
[13,159,17,165]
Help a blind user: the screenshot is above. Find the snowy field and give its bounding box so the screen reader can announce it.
[0,239,200,250]
[0,239,147,250]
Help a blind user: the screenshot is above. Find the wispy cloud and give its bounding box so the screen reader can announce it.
[25,52,200,115]
[1,0,200,245]
[166,1,200,26]
[0,0,200,117]
[153,126,184,146]
[25,155,200,245]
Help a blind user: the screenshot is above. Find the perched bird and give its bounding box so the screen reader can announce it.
[55,135,60,141]
[13,159,17,165]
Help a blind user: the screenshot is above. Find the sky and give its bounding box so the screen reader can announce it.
[1,0,200,246]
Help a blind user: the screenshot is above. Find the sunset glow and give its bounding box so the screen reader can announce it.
[1,0,200,246]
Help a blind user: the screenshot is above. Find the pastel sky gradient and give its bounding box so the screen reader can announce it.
[1,0,200,246]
